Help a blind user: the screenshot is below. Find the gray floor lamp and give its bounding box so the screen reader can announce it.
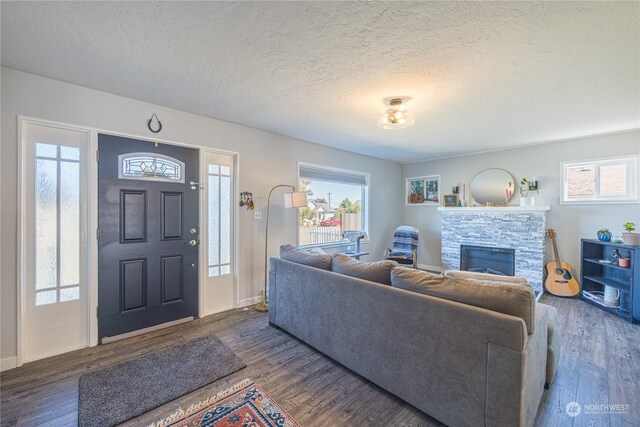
[254,185,307,313]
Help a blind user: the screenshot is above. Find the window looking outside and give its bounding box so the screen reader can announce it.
[561,156,638,203]
[298,163,368,246]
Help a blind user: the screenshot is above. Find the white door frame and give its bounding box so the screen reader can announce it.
[17,115,239,366]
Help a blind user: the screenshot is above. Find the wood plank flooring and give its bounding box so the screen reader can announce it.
[1,295,639,426]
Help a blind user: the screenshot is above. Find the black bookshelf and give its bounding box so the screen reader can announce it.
[580,239,639,323]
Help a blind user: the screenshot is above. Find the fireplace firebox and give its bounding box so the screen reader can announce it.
[460,245,515,276]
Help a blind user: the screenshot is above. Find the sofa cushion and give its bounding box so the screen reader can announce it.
[331,254,398,285]
[280,244,332,270]
[444,270,529,286]
[391,267,536,334]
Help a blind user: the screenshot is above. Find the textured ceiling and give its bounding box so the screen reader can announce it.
[2,1,639,162]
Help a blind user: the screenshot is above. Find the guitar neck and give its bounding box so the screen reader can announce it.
[551,237,562,268]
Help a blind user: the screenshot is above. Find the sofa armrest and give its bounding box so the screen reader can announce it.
[485,304,547,427]
[537,303,560,385]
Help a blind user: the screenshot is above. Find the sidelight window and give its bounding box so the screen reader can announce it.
[34,143,81,305]
[208,164,231,277]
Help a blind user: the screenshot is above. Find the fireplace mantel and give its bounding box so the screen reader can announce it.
[438,206,550,213]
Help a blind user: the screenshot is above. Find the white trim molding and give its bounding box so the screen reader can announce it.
[417,264,442,273]
[438,206,550,213]
[1,357,18,372]
[237,295,262,308]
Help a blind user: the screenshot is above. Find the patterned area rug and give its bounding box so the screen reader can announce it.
[149,379,300,427]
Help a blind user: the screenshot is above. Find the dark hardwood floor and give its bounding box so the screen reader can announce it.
[1,295,639,426]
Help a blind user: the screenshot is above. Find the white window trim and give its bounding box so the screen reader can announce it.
[560,155,639,204]
[297,161,370,248]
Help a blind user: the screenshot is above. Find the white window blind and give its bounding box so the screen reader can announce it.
[299,164,368,186]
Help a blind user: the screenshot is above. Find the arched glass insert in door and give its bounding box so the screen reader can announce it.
[118,152,185,183]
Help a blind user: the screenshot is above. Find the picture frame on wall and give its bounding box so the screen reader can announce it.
[406,175,441,206]
[443,194,460,207]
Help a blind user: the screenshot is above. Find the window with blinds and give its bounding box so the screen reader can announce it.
[298,163,369,246]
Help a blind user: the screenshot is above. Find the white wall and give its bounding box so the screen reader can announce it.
[402,131,640,273]
[0,68,402,360]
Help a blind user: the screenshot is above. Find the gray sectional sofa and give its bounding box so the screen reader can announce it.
[269,246,560,427]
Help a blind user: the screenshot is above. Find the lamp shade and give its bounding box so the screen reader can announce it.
[283,191,307,208]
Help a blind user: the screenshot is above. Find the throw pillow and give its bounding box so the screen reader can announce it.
[391,267,536,334]
[279,244,332,270]
[331,254,398,285]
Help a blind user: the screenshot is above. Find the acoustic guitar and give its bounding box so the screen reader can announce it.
[544,229,580,297]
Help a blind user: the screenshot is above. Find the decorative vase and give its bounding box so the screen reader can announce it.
[529,196,535,207]
[622,232,640,245]
[519,196,530,207]
[597,230,612,242]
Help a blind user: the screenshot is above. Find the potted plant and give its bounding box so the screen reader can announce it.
[623,222,640,245]
[597,228,612,242]
[518,178,539,207]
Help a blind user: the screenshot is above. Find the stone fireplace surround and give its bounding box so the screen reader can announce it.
[438,206,550,292]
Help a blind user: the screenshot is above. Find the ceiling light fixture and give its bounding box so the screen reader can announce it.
[377,97,415,130]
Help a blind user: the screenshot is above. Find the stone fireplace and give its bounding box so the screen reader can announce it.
[438,206,549,292]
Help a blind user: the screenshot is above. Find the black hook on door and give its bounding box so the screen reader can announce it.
[147,113,163,133]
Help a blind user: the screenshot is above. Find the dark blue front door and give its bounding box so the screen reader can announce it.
[98,134,199,341]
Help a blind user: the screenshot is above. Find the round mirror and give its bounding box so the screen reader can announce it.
[470,168,515,205]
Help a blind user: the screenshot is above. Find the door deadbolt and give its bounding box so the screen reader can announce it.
[189,227,198,235]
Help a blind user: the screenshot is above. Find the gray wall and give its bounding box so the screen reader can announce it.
[1,68,402,360]
[402,131,640,272]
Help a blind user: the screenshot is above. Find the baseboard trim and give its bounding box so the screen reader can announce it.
[417,263,442,273]
[1,356,18,372]
[101,316,194,344]
[237,296,262,308]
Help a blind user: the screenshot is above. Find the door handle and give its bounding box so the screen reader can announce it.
[185,239,199,246]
